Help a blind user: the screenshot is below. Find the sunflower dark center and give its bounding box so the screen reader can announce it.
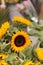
[14,35,25,47]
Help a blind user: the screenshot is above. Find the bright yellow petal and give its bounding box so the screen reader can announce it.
[0,21,10,39]
[13,0,19,3]
[0,60,8,65]
[0,53,8,59]
[12,16,31,26]
[23,61,34,65]
[36,48,43,60]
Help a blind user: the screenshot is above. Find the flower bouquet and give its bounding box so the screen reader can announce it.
[0,15,43,65]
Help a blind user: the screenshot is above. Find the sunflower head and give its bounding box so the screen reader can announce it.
[0,21,10,39]
[12,16,31,26]
[35,48,43,61]
[0,60,8,65]
[1,21,10,29]
[13,0,19,3]
[23,61,34,65]
[0,54,8,59]
[11,31,31,52]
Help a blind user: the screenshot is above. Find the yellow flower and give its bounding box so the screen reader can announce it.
[0,60,8,65]
[23,61,34,65]
[35,62,40,65]
[0,29,3,39]
[6,0,19,3]
[0,53,8,59]
[11,31,31,52]
[36,48,43,60]
[6,0,12,3]
[0,21,10,39]
[12,16,31,26]
[13,0,19,3]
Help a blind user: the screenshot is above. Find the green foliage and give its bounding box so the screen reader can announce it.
[6,53,17,61]
[22,46,33,60]
[28,22,43,42]
[0,8,10,26]
[40,41,43,48]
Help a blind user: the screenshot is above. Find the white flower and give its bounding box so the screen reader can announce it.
[31,17,38,23]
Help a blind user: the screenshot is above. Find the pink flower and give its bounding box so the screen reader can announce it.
[23,0,35,8]
[23,1,29,8]
[0,5,1,8]
[0,5,6,9]
[16,3,25,11]
[16,3,21,8]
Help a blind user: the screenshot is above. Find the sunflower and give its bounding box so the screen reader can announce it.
[13,0,19,3]
[6,0,19,3]
[36,48,43,61]
[12,16,31,26]
[11,31,31,52]
[0,60,8,65]
[23,61,34,65]
[0,21,10,39]
[0,29,3,39]
[0,53,8,59]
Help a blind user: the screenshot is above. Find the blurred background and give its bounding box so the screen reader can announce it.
[0,0,43,23]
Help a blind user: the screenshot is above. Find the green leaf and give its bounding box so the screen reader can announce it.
[8,24,19,35]
[12,60,21,65]
[32,49,38,58]
[3,43,11,52]
[39,41,43,48]
[28,29,41,36]
[19,52,25,60]
[0,43,6,51]
[0,43,3,53]
[33,40,40,49]
[13,27,19,32]
[39,35,43,41]
[5,53,17,61]
[22,46,33,60]
[39,24,43,30]
[30,22,41,30]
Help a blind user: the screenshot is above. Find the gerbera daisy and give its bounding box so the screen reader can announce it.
[12,16,31,26]
[23,61,34,65]
[0,60,8,65]
[36,48,43,61]
[0,21,10,39]
[11,31,31,52]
